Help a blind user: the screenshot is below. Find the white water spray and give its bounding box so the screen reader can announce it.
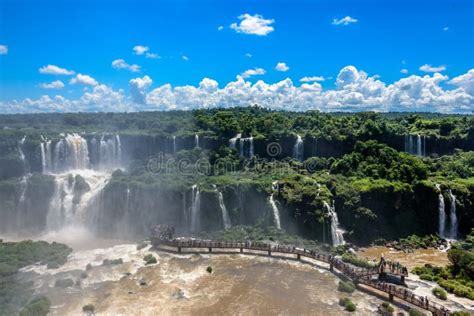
[448,190,458,240]
[214,185,231,229]
[190,185,201,232]
[269,181,281,229]
[324,201,345,246]
[293,135,304,161]
[436,184,446,238]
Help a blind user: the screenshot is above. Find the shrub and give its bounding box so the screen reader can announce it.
[102,258,123,266]
[419,274,433,281]
[432,287,448,300]
[206,266,213,273]
[338,280,355,293]
[452,311,471,316]
[345,301,356,312]
[408,308,423,316]
[54,278,74,288]
[19,297,51,316]
[143,254,157,265]
[82,304,95,315]
[136,241,148,251]
[339,297,356,311]
[339,297,350,306]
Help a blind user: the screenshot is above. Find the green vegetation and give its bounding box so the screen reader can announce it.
[338,280,356,293]
[432,287,448,300]
[102,258,123,266]
[412,229,474,300]
[143,254,157,265]
[341,252,376,269]
[136,241,148,251]
[339,297,356,312]
[82,304,95,315]
[19,296,51,316]
[206,266,213,273]
[408,308,424,316]
[0,240,71,315]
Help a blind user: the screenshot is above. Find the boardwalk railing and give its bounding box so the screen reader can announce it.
[153,238,451,316]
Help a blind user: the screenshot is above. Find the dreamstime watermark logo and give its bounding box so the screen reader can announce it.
[146,141,321,176]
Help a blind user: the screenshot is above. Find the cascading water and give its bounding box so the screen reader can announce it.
[190,185,201,232]
[269,181,281,229]
[52,133,90,172]
[324,201,345,246]
[98,134,122,170]
[17,136,30,220]
[195,134,200,148]
[173,136,177,156]
[229,133,242,150]
[214,185,231,229]
[237,136,254,158]
[448,190,458,240]
[436,184,446,238]
[404,134,426,156]
[46,170,110,232]
[293,135,304,161]
[182,191,188,224]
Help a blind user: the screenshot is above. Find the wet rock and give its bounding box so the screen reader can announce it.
[173,289,186,300]
[47,261,60,269]
[55,278,74,288]
[102,258,123,266]
[86,263,93,271]
[139,278,147,286]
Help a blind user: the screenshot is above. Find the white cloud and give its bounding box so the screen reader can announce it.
[112,59,141,72]
[0,45,8,55]
[182,55,189,61]
[332,16,358,26]
[39,64,75,75]
[275,62,289,72]
[245,53,252,58]
[443,27,449,31]
[218,26,224,31]
[230,14,275,36]
[3,67,473,114]
[69,74,98,86]
[300,76,325,83]
[39,80,65,89]
[400,69,408,74]
[419,64,446,73]
[130,75,153,104]
[240,68,266,78]
[449,69,474,95]
[145,52,160,59]
[133,45,149,55]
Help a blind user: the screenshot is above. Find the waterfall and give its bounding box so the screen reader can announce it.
[190,185,201,232]
[293,135,304,161]
[448,190,458,240]
[269,181,281,229]
[195,134,200,148]
[53,133,90,172]
[46,170,110,231]
[40,136,53,173]
[17,136,30,215]
[214,185,231,229]
[98,134,121,170]
[229,133,242,150]
[182,190,188,224]
[173,136,177,156]
[238,134,254,158]
[404,134,426,156]
[324,201,345,246]
[116,134,122,162]
[436,184,446,238]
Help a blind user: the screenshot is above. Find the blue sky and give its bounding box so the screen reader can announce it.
[0,0,473,113]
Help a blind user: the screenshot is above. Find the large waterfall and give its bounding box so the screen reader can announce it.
[269,181,281,229]
[293,135,304,161]
[46,170,110,231]
[404,134,426,156]
[190,185,201,232]
[448,190,458,240]
[17,137,30,217]
[436,184,446,238]
[229,134,254,158]
[324,201,345,246]
[214,185,232,229]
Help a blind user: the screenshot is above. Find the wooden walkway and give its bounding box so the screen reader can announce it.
[154,238,451,316]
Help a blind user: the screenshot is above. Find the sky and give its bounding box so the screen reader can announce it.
[0,0,473,113]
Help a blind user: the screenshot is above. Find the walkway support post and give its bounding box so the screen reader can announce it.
[389,293,394,302]
[297,253,301,260]
[268,250,271,256]
[209,247,212,253]
[240,247,243,253]
[178,247,181,253]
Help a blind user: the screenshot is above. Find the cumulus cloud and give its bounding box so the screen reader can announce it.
[245,53,252,58]
[39,80,65,89]
[419,64,446,73]
[129,75,153,104]
[332,16,358,26]
[39,64,75,75]
[0,45,7,55]
[240,68,266,78]
[218,26,224,31]
[230,14,275,36]
[69,74,98,86]
[275,62,289,72]
[112,59,141,72]
[182,55,189,61]
[300,76,325,82]
[133,45,149,55]
[449,69,474,95]
[2,67,473,114]
[400,69,408,74]
[443,27,449,31]
[146,52,160,59]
